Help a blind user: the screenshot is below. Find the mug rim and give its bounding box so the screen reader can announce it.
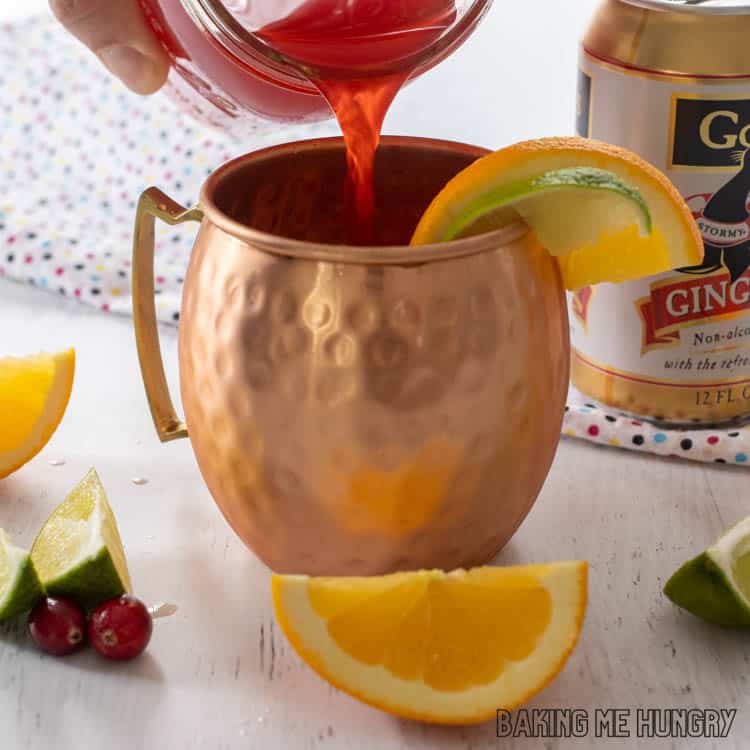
[199,136,530,265]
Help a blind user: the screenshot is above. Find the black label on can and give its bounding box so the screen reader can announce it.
[576,70,592,138]
[671,97,750,168]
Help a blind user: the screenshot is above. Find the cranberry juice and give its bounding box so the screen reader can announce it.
[141,0,458,242]
[139,0,331,123]
[257,0,457,242]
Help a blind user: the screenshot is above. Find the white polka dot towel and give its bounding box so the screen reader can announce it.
[565,387,748,468]
[0,14,335,324]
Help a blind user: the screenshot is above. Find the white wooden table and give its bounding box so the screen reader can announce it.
[2,3,749,749]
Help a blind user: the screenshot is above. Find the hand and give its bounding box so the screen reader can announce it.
[50,0,170,95]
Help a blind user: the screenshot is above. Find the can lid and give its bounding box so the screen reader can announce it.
[623,0,750,14]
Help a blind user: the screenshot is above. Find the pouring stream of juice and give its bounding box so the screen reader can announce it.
[257,0,457,244]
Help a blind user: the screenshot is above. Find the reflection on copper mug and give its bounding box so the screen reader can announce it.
[132,137,569,575]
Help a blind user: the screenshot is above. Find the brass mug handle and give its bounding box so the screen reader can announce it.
[132,188,203,443]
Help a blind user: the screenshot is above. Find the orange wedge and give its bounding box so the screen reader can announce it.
[273,562,588,725]
[0,350,75,479]
[411,137,703,290]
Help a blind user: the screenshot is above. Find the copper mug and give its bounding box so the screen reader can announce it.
[132,137,569,575]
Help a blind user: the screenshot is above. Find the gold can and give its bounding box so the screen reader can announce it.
[573,0,750,425]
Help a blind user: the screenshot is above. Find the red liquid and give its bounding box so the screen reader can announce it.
[139,0,331,123]
[258,0,457,243]
[141,0,457,242]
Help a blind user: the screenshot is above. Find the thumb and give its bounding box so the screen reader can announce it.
[50,0,170,95]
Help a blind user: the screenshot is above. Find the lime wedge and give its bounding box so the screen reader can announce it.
[664,515,750,627]
[0,529,44,621]
[440,166,652,248]
[31,469,132,609]
[411,137,704,291]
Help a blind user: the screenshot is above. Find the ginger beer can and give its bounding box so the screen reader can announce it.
[573,0,750,425]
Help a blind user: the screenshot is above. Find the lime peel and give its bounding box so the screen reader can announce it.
[665,515,750,628]
[0,530,44,621]
[440,166,653,242]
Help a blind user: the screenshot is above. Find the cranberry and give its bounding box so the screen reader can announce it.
[88,596,153,661]
[28,598,87,656]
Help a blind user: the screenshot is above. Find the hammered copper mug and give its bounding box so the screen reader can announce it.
[132,137,569,575]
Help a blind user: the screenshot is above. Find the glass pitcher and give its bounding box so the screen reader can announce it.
[137,0,493,137]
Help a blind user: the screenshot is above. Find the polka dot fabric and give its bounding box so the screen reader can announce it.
[564,386,750,468]
[0,15,336,323]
